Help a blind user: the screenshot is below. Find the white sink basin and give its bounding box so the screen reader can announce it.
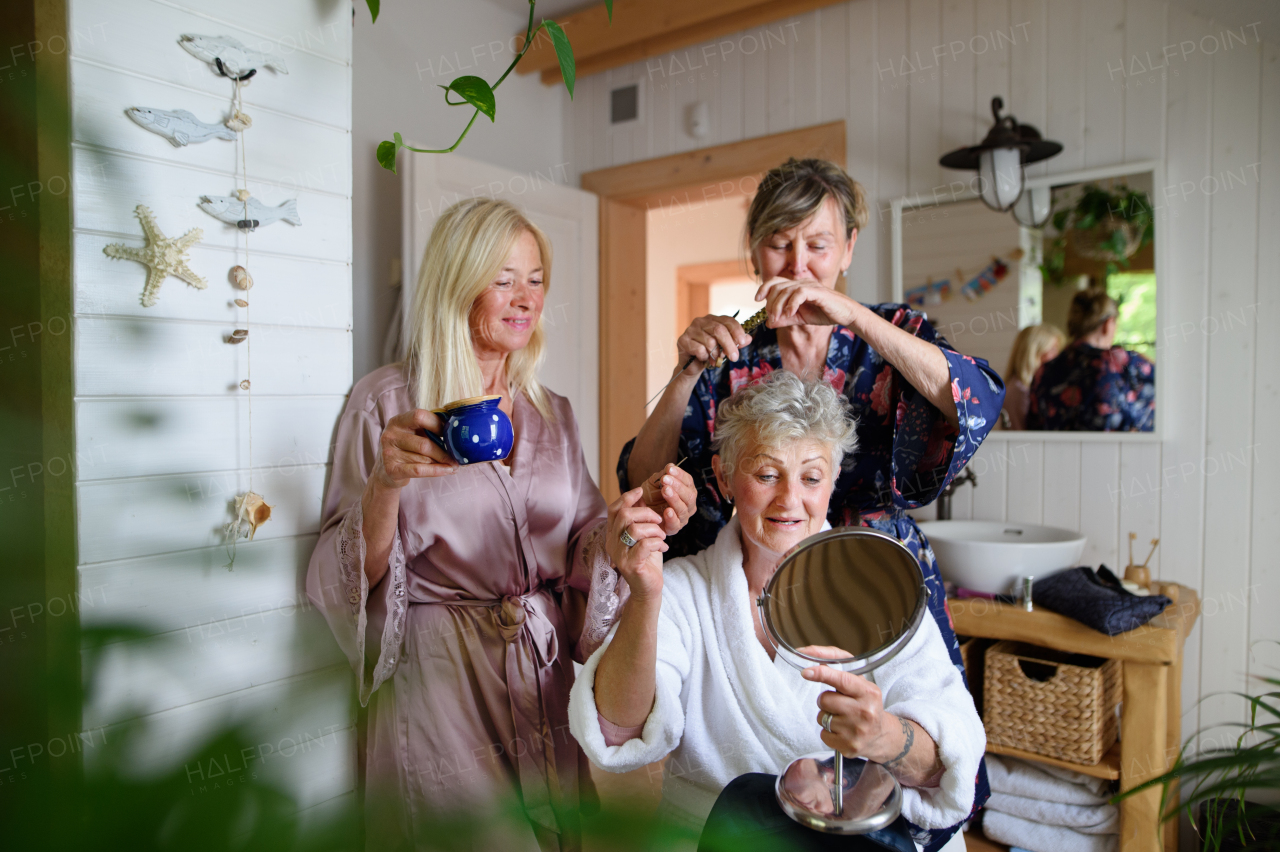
[916,521,1087,595]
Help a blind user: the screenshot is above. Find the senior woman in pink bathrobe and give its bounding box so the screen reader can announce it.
[307,198,695,852]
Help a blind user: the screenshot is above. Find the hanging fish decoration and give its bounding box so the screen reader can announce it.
[179,34,288,79]
[198,194,301,231]
[126,107,237,147]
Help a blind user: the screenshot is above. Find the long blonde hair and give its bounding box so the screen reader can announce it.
[1005,323,1066,386]
[407,198,554,421]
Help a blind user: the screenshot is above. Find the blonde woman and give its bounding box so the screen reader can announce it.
[1000,324,1065,430]
[307,198,694,851]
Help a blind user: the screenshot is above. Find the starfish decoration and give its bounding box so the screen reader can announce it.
[103,204,206,307]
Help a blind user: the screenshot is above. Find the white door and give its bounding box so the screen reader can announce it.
[401,154,600,481]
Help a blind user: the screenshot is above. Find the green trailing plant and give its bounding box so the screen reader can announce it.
[1040,183,1155,286]
[364,0,613,172]
[1114,672,1280,852]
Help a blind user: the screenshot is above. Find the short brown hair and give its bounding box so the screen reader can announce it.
[1067,289,1118,340]
[745,158,869,263]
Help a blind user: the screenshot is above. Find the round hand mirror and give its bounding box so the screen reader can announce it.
[756,527,930,834]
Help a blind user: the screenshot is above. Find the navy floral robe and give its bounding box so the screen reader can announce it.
[617,303,1005,850]
[1027,340,1155,431]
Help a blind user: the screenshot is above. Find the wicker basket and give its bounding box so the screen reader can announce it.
[983,641,1123,765]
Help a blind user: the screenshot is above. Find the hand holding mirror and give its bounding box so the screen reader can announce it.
[756,527,930,834]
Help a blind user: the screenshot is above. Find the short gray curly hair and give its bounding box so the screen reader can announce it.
[712,371,858,476]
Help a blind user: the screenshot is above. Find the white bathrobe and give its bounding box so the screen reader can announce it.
[569,517,985,843]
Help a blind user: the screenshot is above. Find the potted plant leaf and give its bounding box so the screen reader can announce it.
[1040,183,1155,286]
[1115,673,1280,851]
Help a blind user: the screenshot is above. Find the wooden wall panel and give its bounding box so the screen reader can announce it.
[844,0,880,303]
[1250,34,1280,687]
[1199,33,1262,733]
[74,235,352,328]
[77,464,327,565]
[73,152,352,263]
[1079,442,1121,568]
[907,0,945,195]
[1081,0,1127,168]
[75,396,342,481]
[74,318,352,397]
[70,0,350,127]
[69,0,354,811]
[1159,2,1212,741]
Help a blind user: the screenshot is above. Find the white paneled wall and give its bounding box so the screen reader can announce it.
[69,0,353,812]
[562,0,1278,752]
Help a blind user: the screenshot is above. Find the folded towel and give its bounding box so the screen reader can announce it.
[1033,566,1171,635]
[984,755,1111,805]
[984,810,1118,852]
[987,791,1118,833]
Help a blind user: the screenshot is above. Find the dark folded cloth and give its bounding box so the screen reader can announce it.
[1032,566,1171,636]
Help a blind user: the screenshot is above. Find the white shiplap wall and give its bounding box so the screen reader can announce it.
[562,0,1278,755]
[69,0,354,820]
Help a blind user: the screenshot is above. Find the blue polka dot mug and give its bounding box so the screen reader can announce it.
[420,395,514,465]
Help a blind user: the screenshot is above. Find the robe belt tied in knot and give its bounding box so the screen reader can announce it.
[418,588,568,834]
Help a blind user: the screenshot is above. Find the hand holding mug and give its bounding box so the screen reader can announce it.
[373,409,460,489]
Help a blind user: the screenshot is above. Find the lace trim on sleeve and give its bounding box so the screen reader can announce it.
[579,521,629,659]
[336,499,407,706]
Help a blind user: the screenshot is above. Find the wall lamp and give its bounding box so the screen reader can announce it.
[940,97,1063,224]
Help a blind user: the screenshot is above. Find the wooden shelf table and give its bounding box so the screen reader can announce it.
[949,583,1199,852]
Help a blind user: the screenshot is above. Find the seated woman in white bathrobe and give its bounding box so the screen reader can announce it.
[568,372,984,851]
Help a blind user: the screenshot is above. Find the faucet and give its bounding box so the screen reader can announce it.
[935,468,978,520]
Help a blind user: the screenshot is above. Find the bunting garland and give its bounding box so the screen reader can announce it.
[906,249,1023,308]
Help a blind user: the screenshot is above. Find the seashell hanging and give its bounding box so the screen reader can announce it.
[103,205,206,307]
[223,490,272,568]
[225,110,252,132]
[234,298,248,308]
[230,266,253,290]
[228,329,248,344]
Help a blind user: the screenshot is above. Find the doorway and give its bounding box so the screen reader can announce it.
[582,121,846,498]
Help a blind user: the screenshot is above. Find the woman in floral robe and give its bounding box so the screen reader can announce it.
[1027,288,1155,431]
[618,159,1004,851]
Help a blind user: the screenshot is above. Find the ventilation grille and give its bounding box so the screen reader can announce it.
[610,84,639,124]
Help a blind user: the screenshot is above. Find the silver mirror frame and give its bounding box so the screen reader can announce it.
[756,528,930,675]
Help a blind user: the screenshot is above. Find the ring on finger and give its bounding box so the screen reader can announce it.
[619,528,637,548]
[819,711,835,733]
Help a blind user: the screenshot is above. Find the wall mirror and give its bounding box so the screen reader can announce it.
[891,162,1163,438]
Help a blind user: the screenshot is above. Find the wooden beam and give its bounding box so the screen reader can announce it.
[517,0,847,85]
[1119,663,1169,852]
[986,740,1121,781]
[597,198,647,499]
[582,121,845,207]
[948,598,1179,665]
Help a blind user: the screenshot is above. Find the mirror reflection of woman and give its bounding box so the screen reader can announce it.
[1001,324,1065,430]
[306,198,695,851]
[1027,289,1155,431]
[572,373,985,850]
[619,159,1003,833]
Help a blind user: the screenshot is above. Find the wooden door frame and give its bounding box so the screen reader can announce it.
[675,260,753,345]
[581,120,846,498]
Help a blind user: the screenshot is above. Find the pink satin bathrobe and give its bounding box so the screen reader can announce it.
[307,364,624,852]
